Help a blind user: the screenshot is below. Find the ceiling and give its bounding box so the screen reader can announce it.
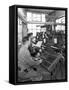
[25,9,55,14]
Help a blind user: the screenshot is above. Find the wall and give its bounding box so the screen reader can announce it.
[18,8,27,39]
[55,11,65,19]
[48,10,65,21]
[18,8,27,23]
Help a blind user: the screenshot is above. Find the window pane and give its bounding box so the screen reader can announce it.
[56,19,59,23]
[55,17,65,33]
[27,24,32,29]
[62,26,65,30]
[27,12,32,17]
[56,17,65,23]
[32,13,41,22]
[33,14,37,18]
[27,12,32,21]
[42,14,46,22]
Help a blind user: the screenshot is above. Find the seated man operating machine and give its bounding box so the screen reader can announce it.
[18,33,43,81]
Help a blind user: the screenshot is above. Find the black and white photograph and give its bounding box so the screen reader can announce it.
[0,0,69,89]
[17,6,67,83]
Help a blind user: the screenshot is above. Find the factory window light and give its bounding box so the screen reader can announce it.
[27,24,41,36]
[42,14,46,22]
[56,16,65,23]
[27,12,46,36]
[56,25,65,32]
[27,12,46,22]
[32,14,41,21]
[27,12,32,21]
[18,18,22,45]
[55,16,65,32]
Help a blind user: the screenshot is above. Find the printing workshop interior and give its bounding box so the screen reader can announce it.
[18,8,65,82]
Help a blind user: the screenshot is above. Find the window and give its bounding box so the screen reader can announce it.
[32,14,41,21]
[27,24,44,36]
[27,12,46,22]
[55,17,65,32]
[27,12,32,21]
[18,18,22,45]
[56,17,65,23]
[42,14,46,22]
[27,12,46,36]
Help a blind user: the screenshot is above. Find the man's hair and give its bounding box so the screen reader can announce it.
[22,33,33,44]
[27,33,33,38]
[22,36,29,44]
